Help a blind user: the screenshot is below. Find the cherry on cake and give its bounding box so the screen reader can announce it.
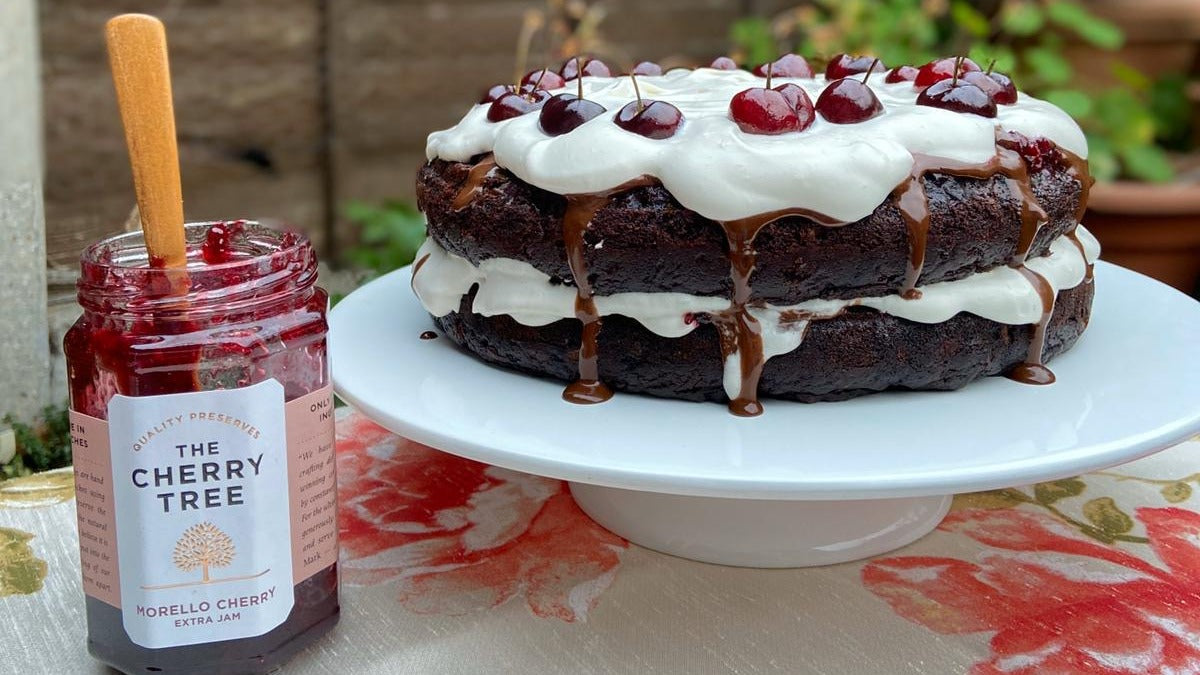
[412,56,1098,416]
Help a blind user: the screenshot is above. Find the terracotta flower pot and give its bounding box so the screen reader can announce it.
[1085,181,1200,296]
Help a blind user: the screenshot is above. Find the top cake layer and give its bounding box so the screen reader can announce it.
[426,68,1087,223]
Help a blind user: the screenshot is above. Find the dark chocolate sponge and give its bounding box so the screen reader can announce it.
[417,157,1085,305]
[431,280,1094,403]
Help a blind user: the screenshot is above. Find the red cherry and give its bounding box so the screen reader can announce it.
[631,61,663,76]
[815,78,884,124]
[559,57,613,80]
[539,93,608,135]
[202,220,246,264]
[730,88,800,135]
[986,71,1018,104]
[885,65,920,83]
[960,72,1001,98]
[753,54,813,78]
[615,100,683,139]
[916,78,996,117]
[825,54,885,80]
[488,89,551,122]
[961,71,1017,105]
[521,68,567,91]
[914,57,981,88]
[709,56,739,70]
[772,83,815,131]
[480,84,514,104]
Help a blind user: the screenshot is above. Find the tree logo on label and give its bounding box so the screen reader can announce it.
[173,521,236,584]
[141,522,270,590]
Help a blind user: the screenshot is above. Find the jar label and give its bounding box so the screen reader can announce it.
[70,380,338,649]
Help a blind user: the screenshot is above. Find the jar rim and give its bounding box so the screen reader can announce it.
[80,221,311,275]
[76,221,319,318]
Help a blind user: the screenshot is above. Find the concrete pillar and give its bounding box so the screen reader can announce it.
[0,0,50,421]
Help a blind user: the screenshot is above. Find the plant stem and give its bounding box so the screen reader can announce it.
[1094,470,1199,486]
[1039,501,1149,544]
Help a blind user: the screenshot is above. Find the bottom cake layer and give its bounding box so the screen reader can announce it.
[430,280,1094,404]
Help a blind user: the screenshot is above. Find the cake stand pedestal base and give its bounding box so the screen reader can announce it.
[569,483,952,568]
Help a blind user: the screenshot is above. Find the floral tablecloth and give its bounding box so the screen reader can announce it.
[3,410,1199,674]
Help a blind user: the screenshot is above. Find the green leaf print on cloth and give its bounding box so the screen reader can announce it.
[0,527,48,596]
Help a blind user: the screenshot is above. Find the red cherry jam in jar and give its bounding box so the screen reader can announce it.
[65,222,339,674]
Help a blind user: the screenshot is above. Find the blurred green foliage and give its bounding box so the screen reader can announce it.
[2,404,72,480]
[341,200,427,278]
[731,0,1193,183]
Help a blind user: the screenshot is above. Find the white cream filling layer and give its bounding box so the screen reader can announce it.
[413,227,1100,384]
[426,69,1088,224]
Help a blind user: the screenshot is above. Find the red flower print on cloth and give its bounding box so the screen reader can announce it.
[336,414,627,622]
[863,507,1200,674]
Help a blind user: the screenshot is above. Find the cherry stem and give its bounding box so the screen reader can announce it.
[986,59,996,76]
[862,58,881,84]
[766,61,773,89]
[631,72,644,113]
[576,56,583,99]
[527,68,548,101]
[953,55,964,86]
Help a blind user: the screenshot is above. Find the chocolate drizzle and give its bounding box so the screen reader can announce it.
[560,178,657,405]
[894,144,1048,297]
[452,155,499,211]
[1002,148,1050,267]
[413,253,431,276]
[1006,266,1057,385]
[445,132,1090,412]
[716,218,768,417]
[411,253,432,294]
[716,207,837,417]
[1061,147,1095,285]
[1060,147,1093,226]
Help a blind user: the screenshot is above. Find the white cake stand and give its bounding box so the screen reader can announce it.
[330,262,1200,567]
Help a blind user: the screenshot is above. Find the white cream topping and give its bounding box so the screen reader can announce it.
[426,68,1088,223]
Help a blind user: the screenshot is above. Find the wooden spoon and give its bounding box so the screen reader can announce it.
[106,13,187,270]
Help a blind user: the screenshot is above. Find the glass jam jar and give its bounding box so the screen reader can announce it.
[65,221,339,674]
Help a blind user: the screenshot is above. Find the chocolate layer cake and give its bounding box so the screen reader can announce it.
[412,56,1098,415]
